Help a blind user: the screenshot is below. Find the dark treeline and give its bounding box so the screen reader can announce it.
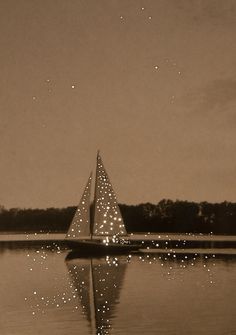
[0,200,235,235]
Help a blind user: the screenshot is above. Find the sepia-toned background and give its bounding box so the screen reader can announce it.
[1,0,235,208]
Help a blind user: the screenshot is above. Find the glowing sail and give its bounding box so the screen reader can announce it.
[66,174,92,239]
[93,153,127,237]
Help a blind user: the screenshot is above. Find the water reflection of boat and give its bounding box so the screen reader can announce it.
[66,256,127,335]
[65,152,140,255]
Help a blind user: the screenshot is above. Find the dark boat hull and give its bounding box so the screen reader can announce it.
[66,239,140,257]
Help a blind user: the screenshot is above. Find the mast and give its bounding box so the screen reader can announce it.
[90,150,100,240]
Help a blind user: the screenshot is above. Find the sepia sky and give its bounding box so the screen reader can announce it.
[0,0,236,208]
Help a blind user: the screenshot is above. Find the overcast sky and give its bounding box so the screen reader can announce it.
[0,0,235,208]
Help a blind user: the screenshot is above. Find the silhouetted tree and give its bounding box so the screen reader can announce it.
[0,201,235,234]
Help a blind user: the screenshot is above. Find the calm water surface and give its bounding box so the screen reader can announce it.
[0,244,235,335]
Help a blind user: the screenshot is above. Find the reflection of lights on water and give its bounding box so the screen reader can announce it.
[26,250,217,320]
[27,253,129,320]
[137,251,216,283]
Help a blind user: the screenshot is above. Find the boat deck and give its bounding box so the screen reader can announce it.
[0,233,235,254]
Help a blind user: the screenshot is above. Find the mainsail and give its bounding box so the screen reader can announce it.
[66,174,92,239]
[92,153,127,237]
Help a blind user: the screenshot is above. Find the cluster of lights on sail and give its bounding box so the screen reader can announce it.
[66,256,127,335]
[66,174,92,239]
[93,154,127,238]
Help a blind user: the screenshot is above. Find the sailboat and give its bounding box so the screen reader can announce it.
[65,152,140,255]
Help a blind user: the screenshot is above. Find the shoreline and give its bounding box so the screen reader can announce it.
[0,232,236,241]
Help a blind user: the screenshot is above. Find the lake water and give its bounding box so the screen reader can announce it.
[0,243,235,334]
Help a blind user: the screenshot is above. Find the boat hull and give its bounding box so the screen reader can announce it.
[66,239,140,257]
